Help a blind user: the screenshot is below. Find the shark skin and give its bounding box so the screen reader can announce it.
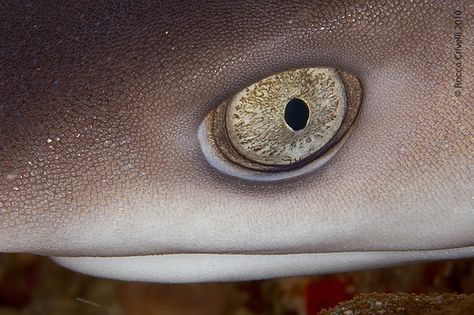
[0,0,473,282]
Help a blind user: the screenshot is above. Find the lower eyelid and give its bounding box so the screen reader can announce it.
[198,120,352,182]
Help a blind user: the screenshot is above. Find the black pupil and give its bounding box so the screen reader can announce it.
[284,98,309,131]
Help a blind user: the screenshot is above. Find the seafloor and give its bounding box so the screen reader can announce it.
[0,254,473,315]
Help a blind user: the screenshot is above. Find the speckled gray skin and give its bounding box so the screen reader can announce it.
[0,1,473,282]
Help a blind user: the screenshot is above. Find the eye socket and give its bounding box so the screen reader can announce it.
[198,67,363,181]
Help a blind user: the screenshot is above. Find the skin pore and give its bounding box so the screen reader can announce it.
[0,1,472,282]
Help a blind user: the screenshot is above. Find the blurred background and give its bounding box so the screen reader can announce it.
[0,254,473,315]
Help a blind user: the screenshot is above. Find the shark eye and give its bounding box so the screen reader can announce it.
[198,67,362,181]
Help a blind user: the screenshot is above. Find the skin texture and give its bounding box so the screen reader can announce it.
[0,0,473,282]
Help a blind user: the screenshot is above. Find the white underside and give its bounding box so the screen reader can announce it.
[52,246,474,283]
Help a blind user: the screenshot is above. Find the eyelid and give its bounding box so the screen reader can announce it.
[198,121,352,181]
[198,67,363,182]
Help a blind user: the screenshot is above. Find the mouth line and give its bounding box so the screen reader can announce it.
[52,246,474,283]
